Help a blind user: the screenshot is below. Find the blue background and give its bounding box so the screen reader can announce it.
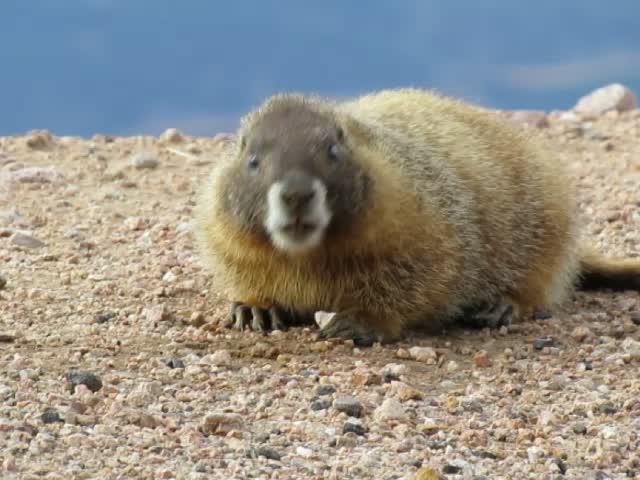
[2,1,639,137]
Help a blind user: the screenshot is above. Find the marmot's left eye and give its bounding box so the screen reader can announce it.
[247,153,259,170]
[327,144,339,160]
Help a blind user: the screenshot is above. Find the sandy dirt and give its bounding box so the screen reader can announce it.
[1,104,639,479]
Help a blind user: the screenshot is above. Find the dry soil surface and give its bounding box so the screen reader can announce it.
[1,108,640,480]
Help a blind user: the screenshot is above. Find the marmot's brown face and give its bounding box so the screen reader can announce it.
[225,99,370,255]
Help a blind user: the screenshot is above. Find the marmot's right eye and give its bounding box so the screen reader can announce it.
[247,154,259,170]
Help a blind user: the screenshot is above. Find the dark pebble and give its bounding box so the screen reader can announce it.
[41,409,63,424]
[578,360,593,371]
[315,384,336,396]
[552,458,567,474]
[332,395,363,418]
[0,333,16,343]
[631,312,640,326]
[472,449,498,460]
[254,432,270,443]
[533,308,553,320]
[0,274,6,290]
[95,311,116,323]
[65,370,103,393]
[165,358,185,369]
[299,369,318,378]
[573,422,587,434]
[252,446,281,461]
[343,420,367,436]
[427,440,447,450]
[597,402,617,415]
[311,399,332,411]
[534,338,556,350]
[382,371,400,383]
[442,464,462,474]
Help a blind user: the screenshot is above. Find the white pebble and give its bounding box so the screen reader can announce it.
[130,151,159,169]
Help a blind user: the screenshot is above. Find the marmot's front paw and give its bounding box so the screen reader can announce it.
[459,301,516,329]
[316,312,381,347]
[225,302,292,332]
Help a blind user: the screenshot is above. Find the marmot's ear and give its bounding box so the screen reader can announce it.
[337,114,373,144]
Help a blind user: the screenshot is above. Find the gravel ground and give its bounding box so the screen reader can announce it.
[1,99,639,479]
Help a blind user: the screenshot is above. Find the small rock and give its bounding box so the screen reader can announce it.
[505,110,549,128]
[201,413,244,436]
[0,274,6,290]
[314,311,336,329]
[533,308,553,320]
[165,358,185,369]
[41,409,63,424]
[373,398,406,422]
[442,464,462,474]
[25,130,54,150]
[311,399,331,411]
[551,458,568,475]
[249,342,275,358]
[144,304,171,323]
[212,133,235,147]
[252,446,281,461]
[126,410,159,429]
[571,326,592,342]
[95,311,116,323]
[176,221,195,235]
[394,383,424,401]
[189,311,205,327]
[381,363,407,381]
[0,333,16,343]
[352,371,382,386]
[630,312,640,326]
[10,231,47,249]
[130,151,159,169]
[124,216,148,231]
[597,402,617,415]
[577,360,593,371]
[65,412,96,426]
[206,349,232,367]
[160,128,184,143]
[333,395,364,418]
[315,384,336,396]
[573,83,637,116]
[65,370,103,393]
[622,337,640,360]
[296,446,313,458]
[409,346,437,363]
[534,338,556,350]
[473,350,491,368]
[343,418,367,436]
[6,166,64,184]
[396,348,411,359]
[162,271,177,282]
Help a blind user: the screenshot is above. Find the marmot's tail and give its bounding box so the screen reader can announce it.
[578,251,640,291]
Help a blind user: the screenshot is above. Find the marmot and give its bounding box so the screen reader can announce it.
[195,88,640,346]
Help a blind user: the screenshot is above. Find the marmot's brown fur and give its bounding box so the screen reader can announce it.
[195,88,640,346]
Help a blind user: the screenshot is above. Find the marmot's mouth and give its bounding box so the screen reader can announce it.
[281,219,317,237]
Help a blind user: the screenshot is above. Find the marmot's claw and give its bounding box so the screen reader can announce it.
[227,302,292,332]
[317,313,378,347]
[460,302,514,329]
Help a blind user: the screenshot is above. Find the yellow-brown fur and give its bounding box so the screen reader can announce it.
[195,88,640,343]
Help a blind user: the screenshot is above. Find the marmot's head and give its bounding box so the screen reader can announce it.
[222,94,371,255]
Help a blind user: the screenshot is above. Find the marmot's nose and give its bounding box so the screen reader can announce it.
[280,171,316,212]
